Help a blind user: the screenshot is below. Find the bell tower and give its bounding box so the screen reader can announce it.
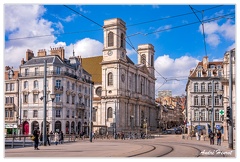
[102,18,127,62]
[137,44,155,76]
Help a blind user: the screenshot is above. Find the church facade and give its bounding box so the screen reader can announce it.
[82,18,157,135]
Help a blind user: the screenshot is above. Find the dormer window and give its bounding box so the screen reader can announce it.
[198,66,202,69]
[210,65,215,69]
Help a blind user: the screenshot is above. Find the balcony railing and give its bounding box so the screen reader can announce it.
[54,86,63,92]
[76,103,85,109]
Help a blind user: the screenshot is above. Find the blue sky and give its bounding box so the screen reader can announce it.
[3,1,236,96]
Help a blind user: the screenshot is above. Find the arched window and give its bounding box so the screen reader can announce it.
[34,80,38,88]
[107,107,113,119]
[24,81,28,89]
[108,72,113,86]
[141,54,146,64]
[120,33,124,48]
[108,32,114,47]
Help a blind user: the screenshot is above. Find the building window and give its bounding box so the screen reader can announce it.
[194,83,198,92]
[208,70,211,77]
[67,81,70,89]
[66,95,69,104]
[34,68,39,76]
[23,110,28,118]
[207,96,212,106]
[201,96,205,106]
[201,83,205,92]
[5,97,14,104]
[72,83,75,90]
[56,80,61,88]
[55,94,61,102]
[56,66,61,75]
[201,110,206,121]
[151,54,154,66]
[34,80,38,89]
[25,69,29,76]
[33,94,38,103]
[141,54,146,65]
[79,85,82,92]
[108,32,114,47]
[208,83,212,92]
[67,110,69,118]
[120,33,124,48]
[72,111,75,118]
[210,65,215,69]
[95,87,102,96]
[215,96,220,106]
[72,95,75,104]
[218,70,222,77]
[107,107,113,119]
[56,110,61,118]
[197,71,201,77]
[23,94,28,103]
[5,83,10,91]
[194,110,199,121]
[194,96,198,105]
[108,72,113,86]
[24,81,28,89]
[33,110,38,118]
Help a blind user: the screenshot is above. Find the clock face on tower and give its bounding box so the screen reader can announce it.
[108,50,113,56]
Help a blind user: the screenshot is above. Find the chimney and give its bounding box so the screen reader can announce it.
[5,66,10,71]
[26,49,34,61]
[202,56,208,70]
[21,58,25,65]
[50,47,65,60]
[38,49,47,57]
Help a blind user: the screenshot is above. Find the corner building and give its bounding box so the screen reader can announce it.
[82,18,157,135]
[18,48,92,135]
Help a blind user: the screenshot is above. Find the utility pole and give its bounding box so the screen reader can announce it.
[43,60,47,146]
[89,82,93,142]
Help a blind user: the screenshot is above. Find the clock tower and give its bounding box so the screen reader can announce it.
[102,18,127,62]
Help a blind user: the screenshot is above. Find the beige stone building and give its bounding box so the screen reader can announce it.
[82,18,157,135]
[17,48,92,135]
[186,56,224,135]
[4,66,19,135]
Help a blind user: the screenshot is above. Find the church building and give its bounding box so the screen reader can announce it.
[82,18,157,135]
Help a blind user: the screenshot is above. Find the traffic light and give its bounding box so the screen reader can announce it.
[226,106,231,118]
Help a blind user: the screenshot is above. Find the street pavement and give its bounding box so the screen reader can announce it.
[4,134,236,158]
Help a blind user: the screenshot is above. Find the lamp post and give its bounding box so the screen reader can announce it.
[42,60,55,146]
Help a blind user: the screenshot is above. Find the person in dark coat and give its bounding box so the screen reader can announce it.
[33,127,40,150]
[59,131,64,144]
[209,130,215,145]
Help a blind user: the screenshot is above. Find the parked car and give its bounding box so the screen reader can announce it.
[166,129,174,134]
[175,129,182,134]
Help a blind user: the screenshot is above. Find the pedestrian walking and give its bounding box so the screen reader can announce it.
[216,130,222,146]
[59,131,64,144]
[209,131,215,145]
[47,132,51,146]
[33,127,40,150]
[196,132,199,141]
[54,132,59,145]
[39,132,43,146]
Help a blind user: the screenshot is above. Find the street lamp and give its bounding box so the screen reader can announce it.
[42,60,55,146]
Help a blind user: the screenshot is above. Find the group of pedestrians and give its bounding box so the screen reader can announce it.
[208,130,222,145]
[32,127,64,150]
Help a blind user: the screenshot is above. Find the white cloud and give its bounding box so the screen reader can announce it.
[65,38,103,58]
[198,17,235,48]
[154,54,199,96]
[206,33,220,47]
[227,42,235,51]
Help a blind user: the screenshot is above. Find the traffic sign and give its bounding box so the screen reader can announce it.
[219,110,224,115]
